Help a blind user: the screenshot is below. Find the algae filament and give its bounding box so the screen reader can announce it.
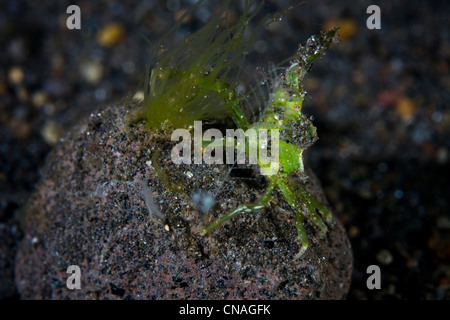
[130,1,266,130]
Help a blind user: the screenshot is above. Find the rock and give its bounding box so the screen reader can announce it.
[15,103,352,299]
[0,223,19,299]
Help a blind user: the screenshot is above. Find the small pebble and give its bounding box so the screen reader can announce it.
[41,121,63,145]
[395,96,417,119]
[305,77,320,90]
[348,225,360,238]
[377,89,398,107]
[431,111,443,123]
[376,249,393,265]
[132,91,144,102]
[9,119,32,139]
[436,147,448,164]
[80,60,104,85]
[166,0,180,12]
[436,215,450,229]
[8,66,24,85]
[121,60,135,74]
[323,18,358,40]
[0,82,8,95]
[95,88,107,101]
[43,79,69,97]
[97,22,125,47]
[17,86,29,102]
[394,189,404,199]
[174,9,191,23]
[32,91,49,108]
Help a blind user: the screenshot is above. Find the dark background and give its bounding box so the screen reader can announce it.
[0,0,448,299]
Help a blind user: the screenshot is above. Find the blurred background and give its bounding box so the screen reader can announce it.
[0,0,448,299]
